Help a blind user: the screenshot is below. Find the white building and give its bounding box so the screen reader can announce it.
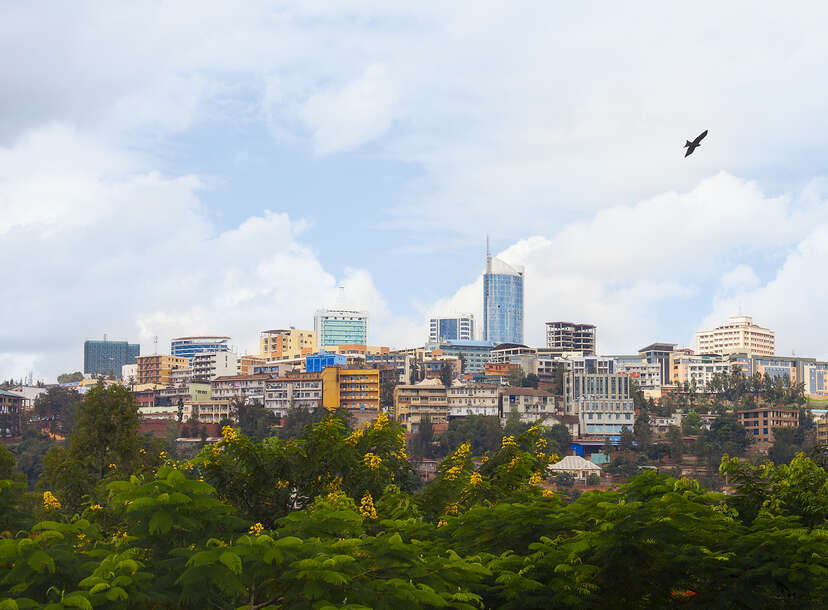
[121,364,138,384]
[695,315,775,357]
[191,351,239,381]
[614,356,662,390]
[499,387,559,425]
[565,372,635,437]
[447,382,499,418]
[314,308,368,347]
[428,314,475,345]
[548,455,602,481]
[264,374,323,418]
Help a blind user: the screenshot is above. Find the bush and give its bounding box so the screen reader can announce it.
[555,472,575,487]
[586,472,600,486]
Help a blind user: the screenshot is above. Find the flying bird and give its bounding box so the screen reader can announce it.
[684,130,708,157]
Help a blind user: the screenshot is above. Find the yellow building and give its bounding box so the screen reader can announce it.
[136,355,190,385]
[321,368,380,411]
[393,378,448,432]
[695,315,775,357]
[259,328,317,360]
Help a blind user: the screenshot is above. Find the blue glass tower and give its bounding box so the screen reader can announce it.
[483,249,524,345]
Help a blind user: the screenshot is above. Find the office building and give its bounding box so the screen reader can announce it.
[483,248,524,344]
[259,328,317,360]
[170,336,231,359]
[564,372,635,437]
[136,355,190,386]
[737,407,799,442]
[614,356,662,391]
[191,351,239,381]
[545,322,597,355]
[314,308,368,347]
[431,340,494,374]
[321,368,380,411]
[638,343,677,389]
[500,387,559,424]
[306,351,347,373]
[428,314,475,345]
[695,315,775,356]
[83,339,140,378]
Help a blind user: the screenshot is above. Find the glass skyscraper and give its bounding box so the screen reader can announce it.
[314,308,368,347]
[483,254,524,345]
[170,336,231,359]
[83,340,140,378]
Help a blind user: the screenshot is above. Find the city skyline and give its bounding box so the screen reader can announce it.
[3,4,828,380]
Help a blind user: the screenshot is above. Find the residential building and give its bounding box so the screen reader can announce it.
[669,352,733,388]
[422,357,462,379]
[484,249,524,344]
[548,455,602,481]
[545,322,597,355]
[638,343,677,390]
[500,387,559,424]
[447,382,499,418]
[210,374,271,404]
[394,378,449,432]
[7,385,47,409]
[817,416,828,445]
[491,343,537,365]
[136,355,190,386]
[314,308,368,347]
[366,351,417,383]
[321,368,380,411]
[182,400,233,425]
[121,364,138,384]
[695,315,775,356]
[170,336,231,359]
[258,328,317,360]
[0,390,23,437]
[191,351,239,381]
[431,340,494,374]
[159,381,211,406]
[428,314,475,345]
[565,372,635,437]
[614,356,662,390]
[83,339,140,378]
[737,407,799,442]
[805,361,828,398]
[264,373,323,418]
[237,355,266,376]
[565,355,616,375]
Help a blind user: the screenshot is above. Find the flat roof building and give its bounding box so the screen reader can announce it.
[314,308,368,347]
[545,322,597,356]
[170,336,231,359]
[428,314,475,346]
[84,339,140,379]
[695,315,775,357]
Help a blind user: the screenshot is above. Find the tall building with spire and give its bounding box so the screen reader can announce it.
[483,239,524,344]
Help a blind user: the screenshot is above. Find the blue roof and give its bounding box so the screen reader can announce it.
[441,340,494,348]
[0,390,24,398]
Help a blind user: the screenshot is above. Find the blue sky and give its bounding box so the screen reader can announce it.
[2,1,828,380]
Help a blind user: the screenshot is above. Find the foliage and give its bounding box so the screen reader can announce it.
[522,373,539,389]
[408,416,436,459]
[56,372,84,384]
[695,413,751,466]
[682,411,703,435]
[586,472,600,486]
[438,362,454,388]
[542,423,571,457]
[277,405,329,440]
[33,387,82,438]
[234,398,278,442]
[439,415,502,457]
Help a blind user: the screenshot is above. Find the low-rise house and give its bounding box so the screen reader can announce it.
[548,455,602,481]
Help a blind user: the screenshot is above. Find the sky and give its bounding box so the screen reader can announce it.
[3,1,828,381]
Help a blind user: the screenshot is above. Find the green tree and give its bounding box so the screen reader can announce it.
[408,416,435,459]
[438,361,454,388]
[439,415,502,457]
[522,373,540,388]
[56,371,84,383]
[33,386,81,436]
[682,411,703,435]
[278,405,329,440]
[619,425,634,451]
[503,407,530,437]
[235,398,277,441]
[633,410,651,452]
[543,423,572,457]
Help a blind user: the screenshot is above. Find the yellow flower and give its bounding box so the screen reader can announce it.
[541,489,555,498]
[437,519,448,528]
[139,448,146,454]
[480,455,489,464]
[444,502,459,516]
[528,471,542,486]
[276,479,290,489]
[528,425,539,435]
[501,435,518,448]
[469,472,483,486]
[507,456,520,470]
[456,442,471,458]
[159,450,168,460]
[89,504,103,511]
[363,452,382,470]
[108,463,117,471]
[221,426,239,442]
[345,427,364,445]
[249,522,264,537]
[42,491,61,511]
[373,413,390,430]
[444,465,464,481]
[359,492,377,520]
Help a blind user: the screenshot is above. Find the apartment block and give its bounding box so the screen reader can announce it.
[695,315,775,356]
[0,390,23,437]
[737,407,799,442]
[447,382,499,418]
[191,351,239,381]
[182,400,233,425]
[614,356,662,390]
[321,368,380,411]
[210,374,270,404]
[565,372,635,436]
[394,378,449,432]
[500,387,559,424]
[264,373,323,417]
[430,340,494,374]
[136,355,190,386]
[545,322,597,355]
[259,328,317,360]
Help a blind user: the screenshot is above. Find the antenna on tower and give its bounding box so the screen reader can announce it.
[153,336,158,355]
[103,332,108,342]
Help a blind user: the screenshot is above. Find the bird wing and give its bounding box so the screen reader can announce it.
[684,146,694,157]
[694,130,708,144]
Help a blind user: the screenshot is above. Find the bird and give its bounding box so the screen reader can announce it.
[684,130,708,157]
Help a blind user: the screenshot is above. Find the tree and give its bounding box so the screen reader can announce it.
[235,398,277,441]
[633,410,651,452]
[696,412,751,467]
[666,425,684,461]
[458,352,466,373]
[438,361,454,388]
[503,407,530,437]
[33,386,81,437]
[278,405,330,440]
[522,373,540,389]
[56,371,84,384]
[380,378,396,409]
[586,472,601,486]
[682,411,703,435]
[619,426,634,451]
[439,415,502,457]
[177,397,184,424]
[408,416,435,459]
[543,423,572,457]
[507,367,526,388]
[555,471,575,487]
[68,384,140,479]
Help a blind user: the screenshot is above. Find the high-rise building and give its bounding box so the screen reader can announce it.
[259,328,317,360]
[483,246,524,344]
[428,314,475,345]
[83,340,141,379]
[135,355,190,386]
[170,336,231,359]
[545,322,597,355]
[314,308,368,347]
[695,315,775,356]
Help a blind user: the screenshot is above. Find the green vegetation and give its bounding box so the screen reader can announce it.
[3,386,828,607]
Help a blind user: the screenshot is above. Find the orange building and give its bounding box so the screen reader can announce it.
[321,368,380,411]
[737,407,799,442]
[259,328,317,360]
[136,355,190,386]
